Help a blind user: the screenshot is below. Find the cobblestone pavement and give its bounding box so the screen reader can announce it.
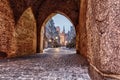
[0,48,91,80]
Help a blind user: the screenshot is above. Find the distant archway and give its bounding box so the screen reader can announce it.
[40,12,76,53]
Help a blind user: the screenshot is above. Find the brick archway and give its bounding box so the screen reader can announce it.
[15,7,37,56]
[36,0,79,53]
[8,0,79,54]
[1,0,120,79]
[39,12,76,53]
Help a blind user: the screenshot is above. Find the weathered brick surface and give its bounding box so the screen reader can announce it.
[36,0,79,52]
[15,8,36,56]
[78,0,88,57]
[86,0,120,79]
[9,0,79,25]
[0,0,120,79]
[0,0,16,57]
[0,0,79,57]
[9,0,79,53]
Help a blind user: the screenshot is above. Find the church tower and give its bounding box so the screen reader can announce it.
[60,26,66,46]
[62,26,65,34]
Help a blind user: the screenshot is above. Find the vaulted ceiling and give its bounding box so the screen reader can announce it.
[9,0,80,26]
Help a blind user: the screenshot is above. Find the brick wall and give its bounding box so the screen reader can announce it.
[86,0,120,79]
[15,8,36,56]
[0,0,16,58]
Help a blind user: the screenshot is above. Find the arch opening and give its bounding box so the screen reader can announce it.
[40,12,76,54]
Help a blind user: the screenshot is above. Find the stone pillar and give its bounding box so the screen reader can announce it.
[40,26,44,53]
[78,0,88,57]
[86,0,120,79]
[76,24,80,54]
[0,0,16,58]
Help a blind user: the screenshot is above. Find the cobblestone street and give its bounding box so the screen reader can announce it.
[0,48,91,80]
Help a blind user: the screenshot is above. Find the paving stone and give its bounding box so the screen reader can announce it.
[0,48,91,80]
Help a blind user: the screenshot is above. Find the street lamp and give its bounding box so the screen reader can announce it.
[65,41,68,45]
[55,36,58,40]
[49,39,52,42]
[48,39,52,48]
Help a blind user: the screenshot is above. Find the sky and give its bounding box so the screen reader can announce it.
[52,14,73,33]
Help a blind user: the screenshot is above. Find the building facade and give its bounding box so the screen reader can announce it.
[59,26,66,46]
[67,26,76,43]
[44,19,60,48]
[59,26,76,46]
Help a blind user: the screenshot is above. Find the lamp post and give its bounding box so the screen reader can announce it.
[55,36,58,40]
[49,39,52,42]
[54,36,60,47]
[48,39,52,48]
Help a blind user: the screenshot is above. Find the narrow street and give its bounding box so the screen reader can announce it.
[0,48,91,80]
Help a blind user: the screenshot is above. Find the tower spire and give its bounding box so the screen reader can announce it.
[63,26,65,33]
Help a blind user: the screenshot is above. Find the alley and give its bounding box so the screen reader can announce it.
[0,48,91,80]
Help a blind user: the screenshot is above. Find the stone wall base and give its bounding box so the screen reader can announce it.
[89,64,120,80]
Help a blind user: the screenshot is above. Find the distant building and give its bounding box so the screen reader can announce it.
[59,26,76,46]
[44,19,60,48]
[44,19,76,48]
[56,26,60,33]
[59,26,66,46]
[68,26,76,42]
[70,26,76,39]
[56,26,60,43]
